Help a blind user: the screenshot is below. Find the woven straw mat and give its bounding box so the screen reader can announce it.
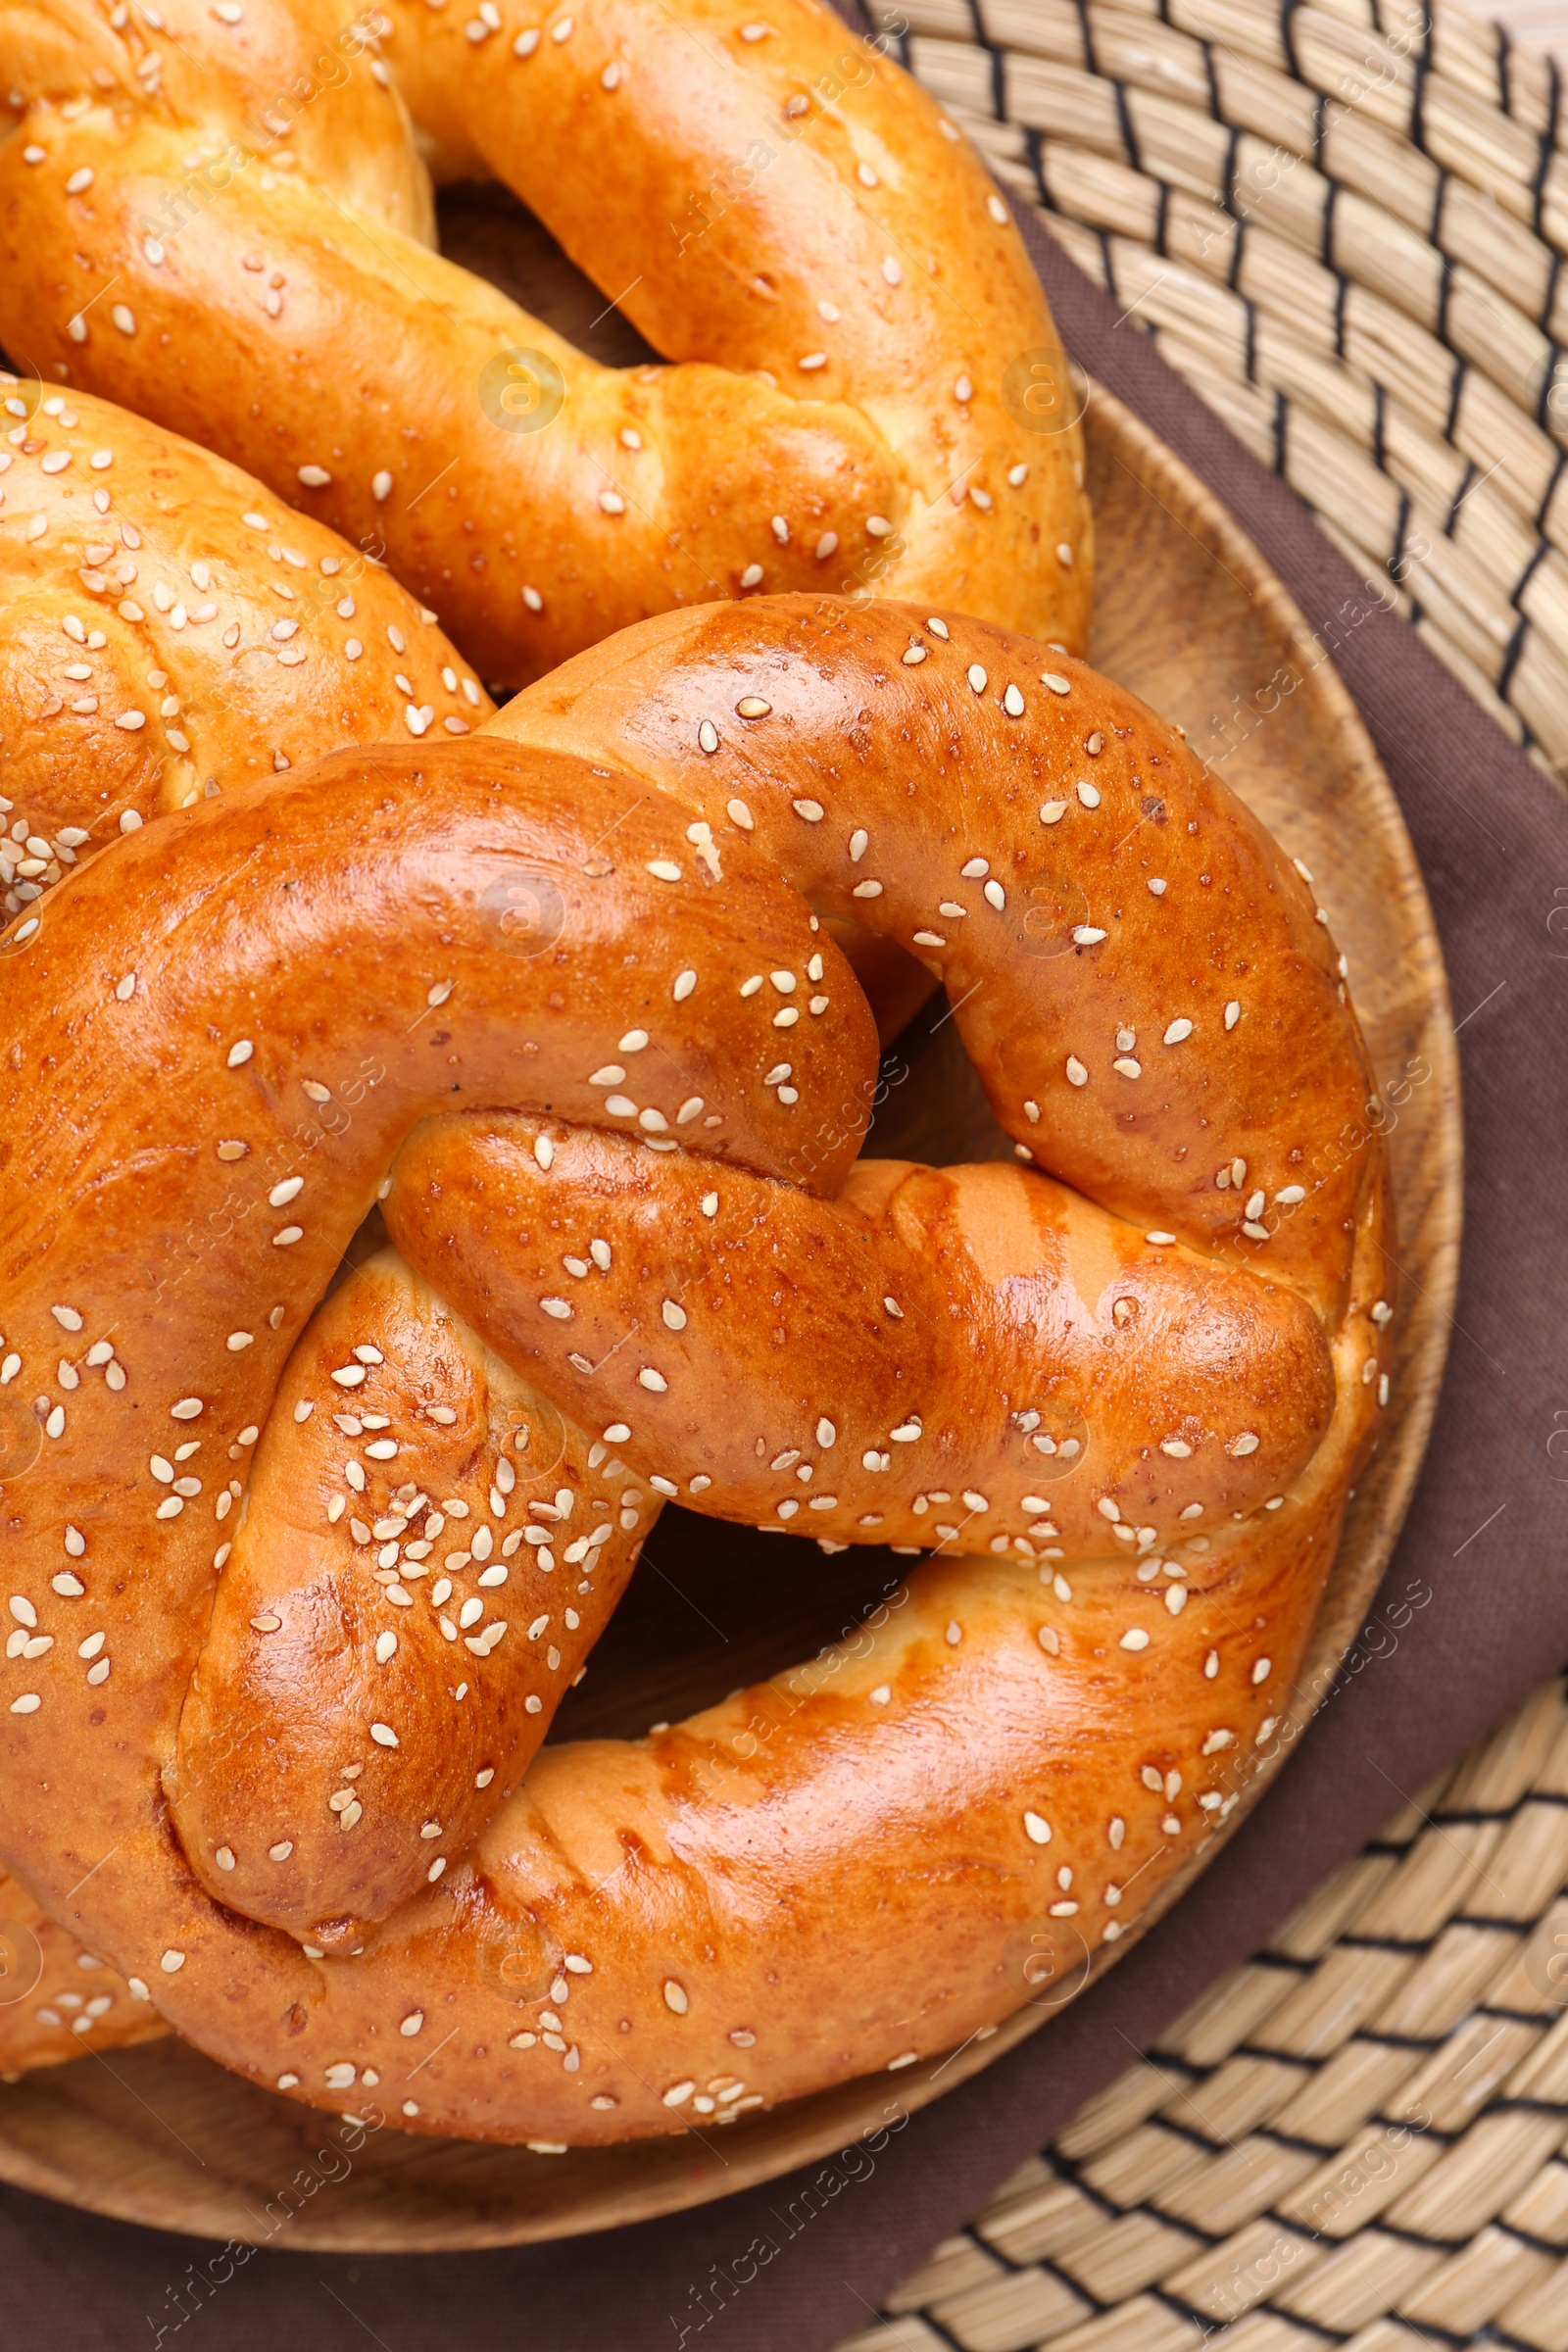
[837,3,1568,2342]
[872,0,1568,780]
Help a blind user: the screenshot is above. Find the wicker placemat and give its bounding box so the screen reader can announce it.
[869,0,1568,781]
[840,1673,1568,2350]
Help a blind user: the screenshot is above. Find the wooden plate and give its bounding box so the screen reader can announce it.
[0,197,1460,2251]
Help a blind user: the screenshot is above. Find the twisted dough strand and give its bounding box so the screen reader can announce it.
[0,0,1092,682]
[0,375,495,930]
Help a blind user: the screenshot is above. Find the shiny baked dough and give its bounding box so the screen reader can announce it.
[0,371,494,934]
[0,605,1393,2142]
[0,0,1092,685]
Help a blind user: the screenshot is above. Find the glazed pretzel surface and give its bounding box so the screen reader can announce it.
[0,373,496,933]
[0,0,1092,686]
[0,600,1393,2143]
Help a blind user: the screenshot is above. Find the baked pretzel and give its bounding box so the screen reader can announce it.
[0,597,1393,2140]
[0,1881,166,2078]
[0,371,497,932]
[0,0,1091,687]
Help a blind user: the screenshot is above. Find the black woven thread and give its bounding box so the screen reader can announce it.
[1498,22,1513,122]
[1445,355,1467,445]
[1228,213,1248,294]
[1535,442,1568,534]
[1273,388,1288,481]
[1534,76,1558,242]
[1411,45,1431,158]
[1111,74,1142,175]
[1222,120,1244,220]
[1429,162,1448,249]
[1199,36,1220,122]
[1499,539,1553,699]
[1280,0,1303,85]
[1389,487,1412,587]
[1499,616,1533,703]
[1022,123,1049,214]
[1436,248,1456,347]
[1321,176,1339,271]
[1373,380,1390,475]
[1073,0,1099,80]
[959,0,1004,122]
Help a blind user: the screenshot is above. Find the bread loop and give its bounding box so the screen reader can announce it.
[0,0,1092,685]
[0,599,1393,2142]
[0,375,496,930]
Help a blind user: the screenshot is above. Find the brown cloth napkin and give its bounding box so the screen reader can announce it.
[5,213,1566,2352]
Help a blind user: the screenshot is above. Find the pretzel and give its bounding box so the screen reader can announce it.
[0,600,1393,2142]
[0,1878,171,2077]
[0,371,497,932]
[0,0,1092,688]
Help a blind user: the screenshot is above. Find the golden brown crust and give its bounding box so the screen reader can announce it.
[0,610,1393,2145]
[0,0,1091,684]
[0,1875,166,2076]
[0,373,493,924]
[170,1250,647,1953]
[486,596,1376,1321]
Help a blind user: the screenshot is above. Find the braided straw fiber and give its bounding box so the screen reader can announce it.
[840,1672,1568,2350]
[869,0,1568,778]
